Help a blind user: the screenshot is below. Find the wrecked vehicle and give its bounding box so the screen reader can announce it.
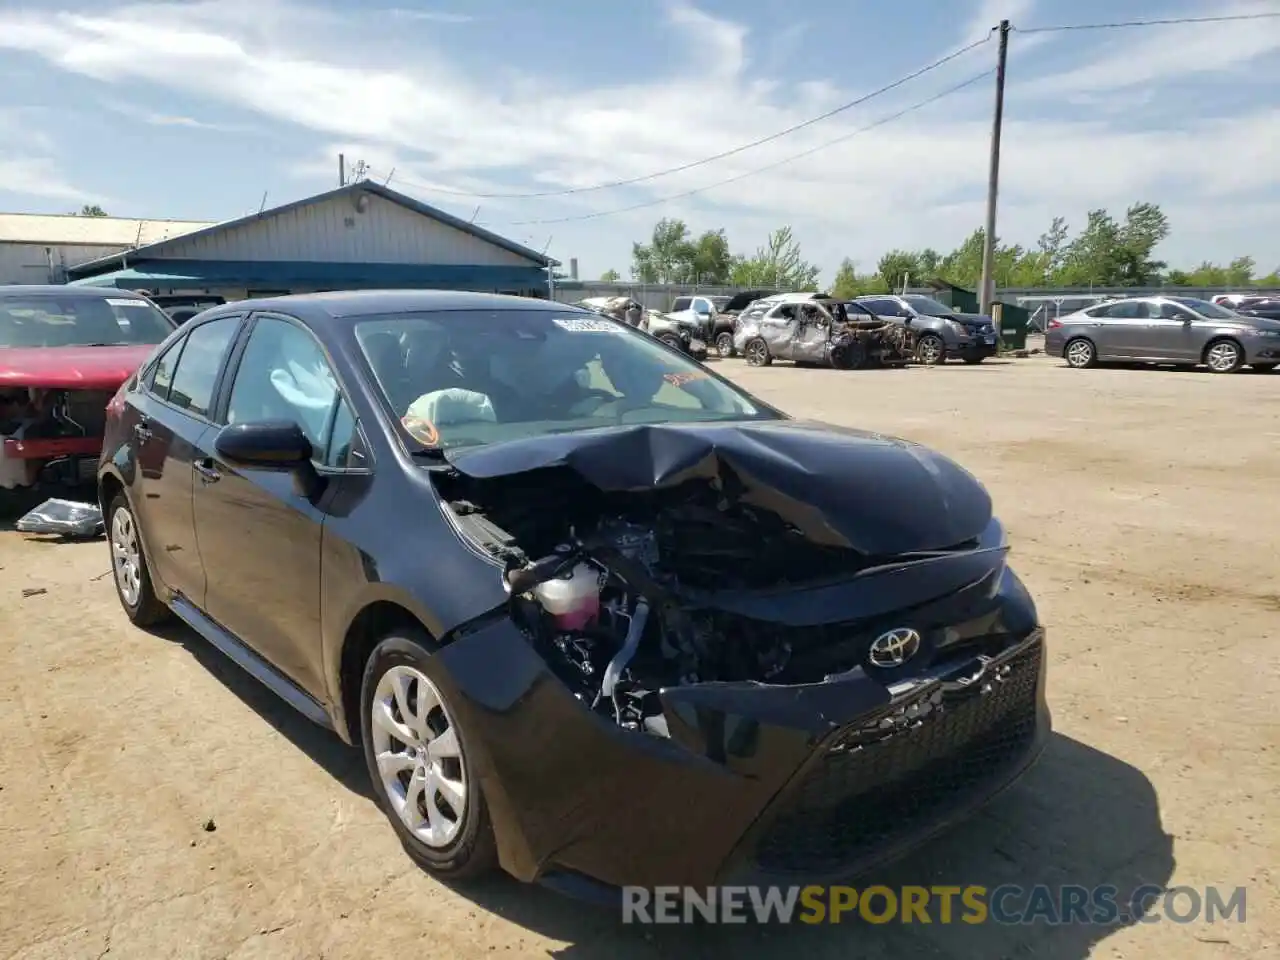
[100,291,1048,894]
[704,288,778,358]
[577,296,708,360]
[1,285,176,502]
[734,293,914,369]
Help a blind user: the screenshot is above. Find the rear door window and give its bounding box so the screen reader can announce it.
[166,316,241,419]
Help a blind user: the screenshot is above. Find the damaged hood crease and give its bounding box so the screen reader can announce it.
[445,420,993,558]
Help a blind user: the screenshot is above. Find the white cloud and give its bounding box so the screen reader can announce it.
[98,98,257,132]
[385,8,474,24]
[0,110,99,203]
[961,0,1035,44]
[1018,0,1280,97]
[0,0,1275,278]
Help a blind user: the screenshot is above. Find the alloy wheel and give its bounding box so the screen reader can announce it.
[745,340,768,366]
[1066,339,1094,368]
[1206,341,1241,373]
[916,335,944,364]
[370,666,467,849]
[110,507,142,608]
[715,332,735,358]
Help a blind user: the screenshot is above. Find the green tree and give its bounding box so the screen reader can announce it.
[686,229,732,283]
[1035,216,1070,282]
[830,258,859,299]
[78,204,108,217]
[876,249,920,292]
[730,226,820,290]
[631,218,695,283]
[600,269,621,282]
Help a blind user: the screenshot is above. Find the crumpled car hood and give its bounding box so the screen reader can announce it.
[445,419,993,557]
[0,344,155,390]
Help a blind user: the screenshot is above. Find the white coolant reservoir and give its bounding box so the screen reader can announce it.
[533,563,601,631]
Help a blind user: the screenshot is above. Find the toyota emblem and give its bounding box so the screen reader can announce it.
[868,627,922,668]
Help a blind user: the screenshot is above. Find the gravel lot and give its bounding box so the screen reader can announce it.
[1,354,1276,959]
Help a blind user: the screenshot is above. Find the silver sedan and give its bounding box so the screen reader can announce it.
[1045,296,1280,374]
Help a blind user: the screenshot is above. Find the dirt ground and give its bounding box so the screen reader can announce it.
[1,353,1277,959]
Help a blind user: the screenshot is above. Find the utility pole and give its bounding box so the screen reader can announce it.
[979,19,1010,318]
[338,153,346,187]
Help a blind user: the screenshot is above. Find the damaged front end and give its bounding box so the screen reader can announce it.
[431,421,1049,888]
[0,386,113,491]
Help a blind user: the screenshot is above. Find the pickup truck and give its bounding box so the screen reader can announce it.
[667,290,778,358]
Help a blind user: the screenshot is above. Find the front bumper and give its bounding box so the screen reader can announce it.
[953,335,999,360]
[1243,336,1280,363]
[425,563,1050,892]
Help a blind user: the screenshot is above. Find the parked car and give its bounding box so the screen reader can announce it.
[705,289,779,358]
[577,297,708,360]
[735,294,913,369]
[99,290,1048,892]
[150,294,227,325]
[0,285,176,499]
[1045,295,1280,373]
[1234,297,1280,322]
[853,295,998,365]
[664,294,721,350]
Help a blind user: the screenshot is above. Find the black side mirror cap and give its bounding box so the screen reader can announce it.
[214,420,313,470]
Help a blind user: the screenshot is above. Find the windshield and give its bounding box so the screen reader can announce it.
[1170,297,1237,320]
[354,309,775,451]
[903,295,956,316]
[0,295,174,348]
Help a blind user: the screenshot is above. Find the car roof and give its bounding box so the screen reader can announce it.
[0,284,152,300]
[200,290,577,326]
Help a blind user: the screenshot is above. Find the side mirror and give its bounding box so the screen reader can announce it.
[215,420,313,470]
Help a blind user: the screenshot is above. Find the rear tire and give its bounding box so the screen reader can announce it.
[1204,339,1243,374]
[1064,337,1097,369]
[360,630,498,879]
[714,332,735,359]
[744,338,772,367]
[106,493,170,627]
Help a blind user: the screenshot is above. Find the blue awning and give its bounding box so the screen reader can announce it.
[67,258,549,290]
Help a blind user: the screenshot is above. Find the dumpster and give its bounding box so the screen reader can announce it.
[992,300,1030,350]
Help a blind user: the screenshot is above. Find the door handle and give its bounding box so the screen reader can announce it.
[194,458,221,484]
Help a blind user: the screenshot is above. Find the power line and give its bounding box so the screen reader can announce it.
[489,68,994,227]
[369,34,992,201]
[1015,11,1280,33]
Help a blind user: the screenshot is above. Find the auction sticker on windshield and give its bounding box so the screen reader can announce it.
[552,317,623,333]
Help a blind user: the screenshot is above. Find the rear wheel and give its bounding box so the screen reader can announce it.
[106,493,169,626]
[1064,337,1097,369]
[744,338,772,367]
[1204,339,1243,374]
[915,333,946,365]
[361,630,497,878]
[714,331,735,358]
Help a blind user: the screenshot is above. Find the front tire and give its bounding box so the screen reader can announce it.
[659,334,683,351]
[744,338,772,366]
[106,493,169,627]
[715,332,735,358]
[360,631,497,879]
[1204,339,1243,374]
[915,333,946,365]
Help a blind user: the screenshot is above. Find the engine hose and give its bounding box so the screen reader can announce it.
[600,599,650,703]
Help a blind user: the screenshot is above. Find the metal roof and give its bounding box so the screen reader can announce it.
[69,181,556,277]
[0,213,214,246]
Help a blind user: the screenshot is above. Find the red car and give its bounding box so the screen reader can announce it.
[0,286,175,499]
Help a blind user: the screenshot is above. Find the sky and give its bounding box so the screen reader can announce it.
[0,0,1277,283]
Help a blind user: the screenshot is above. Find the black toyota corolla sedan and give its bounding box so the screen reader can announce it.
[98,290,1049,896]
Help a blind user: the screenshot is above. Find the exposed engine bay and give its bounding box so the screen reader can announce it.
[439,465,918,736]
[0,387,109,489]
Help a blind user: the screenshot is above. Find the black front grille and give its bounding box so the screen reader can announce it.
[754,639,1042,876]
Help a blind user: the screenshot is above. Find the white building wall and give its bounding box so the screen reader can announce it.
[0,242,136,285]
[156,192,536,268]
